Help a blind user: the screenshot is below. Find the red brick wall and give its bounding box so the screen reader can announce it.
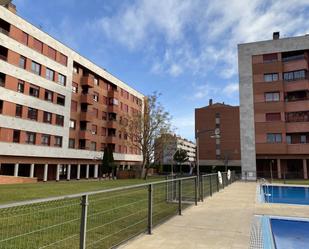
[0,175,37,184]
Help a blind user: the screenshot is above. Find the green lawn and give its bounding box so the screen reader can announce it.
[272,179,309,185]
[0,177,197,249]
[0,177,164,205]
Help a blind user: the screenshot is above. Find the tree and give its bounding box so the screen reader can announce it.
[101,147,115,178]
[173,149,189,175]
[119,92,172,179]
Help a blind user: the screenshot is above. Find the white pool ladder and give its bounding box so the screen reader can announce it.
[260,178,271,203]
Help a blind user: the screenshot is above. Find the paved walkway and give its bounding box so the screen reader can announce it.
[121,182,257,249]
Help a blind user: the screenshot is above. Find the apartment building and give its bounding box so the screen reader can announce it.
[155,134,196,166]
[239,32,309,180]
[195,100,241,172]
[0,4,144,181]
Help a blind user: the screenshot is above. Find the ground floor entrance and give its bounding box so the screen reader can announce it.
[256,158,308,179]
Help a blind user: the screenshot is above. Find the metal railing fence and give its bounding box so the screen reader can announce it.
[0,173,236,249]
[199,171,236,201]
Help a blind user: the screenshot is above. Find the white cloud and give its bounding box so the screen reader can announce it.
[95,0,309,79]
[171,115,195,141]
[223,83,239,97]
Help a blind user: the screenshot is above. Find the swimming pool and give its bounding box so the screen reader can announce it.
[261,185,309,205]
[262,216,309,249]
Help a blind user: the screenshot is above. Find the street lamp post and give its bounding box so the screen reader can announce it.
[195,128,220,190]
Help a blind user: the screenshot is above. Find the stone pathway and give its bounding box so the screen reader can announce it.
[120,182,257,249]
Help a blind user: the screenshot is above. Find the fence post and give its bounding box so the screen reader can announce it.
[200,176,204,202]
[178,180,182,215]
[216,175,219,192]
[165,176,168,201]
[222,174,225,189]
[80,195,88,249]
[148,184,153,234]
[209,175,212,197]
[194,177,198,205]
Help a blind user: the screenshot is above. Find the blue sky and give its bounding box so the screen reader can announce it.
[13,0,309,141]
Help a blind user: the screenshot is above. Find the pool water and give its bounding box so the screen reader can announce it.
[262,185,309,205]
[270,218,309,249]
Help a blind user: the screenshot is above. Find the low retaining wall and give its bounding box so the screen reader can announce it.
[0,175,38,184]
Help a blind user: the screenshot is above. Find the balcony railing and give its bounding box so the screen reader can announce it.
[0,54,7,61]
[0,27,9,36]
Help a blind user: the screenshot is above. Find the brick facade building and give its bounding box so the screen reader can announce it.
[0,4,143,181]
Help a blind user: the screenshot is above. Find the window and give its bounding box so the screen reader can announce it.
[29,85,39,98]
[47,47,56,60]
[59,53,67,66]
[58,73,66,86]
[72,83,78,93]
[101,143,106,151]
[93,92,99,102]
[27,107,38,120]
[101,127,106,136]
[282,51,305,62]
[102,111,107,120]
[31,61,41,75]
[93,108,98,118]
[17,80,24,93]
[33,38,43,53]
[283,70,307,81]
[26,132,36,144]
[266,113,281,121]
[286,135,291,144]
[301,135,307,144]
[15,104,22,117]
[73,66,78,74]
[69,120,76,129]
[0,100,3,114]
[263,53,278,63]
[92,125,97,135]
[0,73,5,87]
[43,111,52,124]
[54,136,62,147]
[13,130,20,143]
[267,133,282,143]
[19,56,26,69]
[264,73,278,82]
[71,100,77,111]
[46,68,55,81]
[265,92,280,102]
[90,142,96,151]
[94,77,99,86]
[21,32,29,45]
[41,134,50,146]
[69,138,75,148]
[56,95,65,106]
[109,98,119,105]
[44,90,53,102]
[56,115,64,126]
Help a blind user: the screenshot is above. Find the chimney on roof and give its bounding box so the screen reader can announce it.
[209,99,213,106]
[273,32,280,40]
[2,1,17,14]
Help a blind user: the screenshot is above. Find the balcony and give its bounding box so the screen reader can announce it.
[107,105,118,112]
[285,100,309,112]
[254,101,284,113]
[107,90,119,98]
[287,144,309,154]
[106,136,118,144]
[0,19,10,36]
[252,61,282,74]
[256,143,287,154]
[80,112,93,122]
[284,79,309,92]
[80,94,93,105]
[79,130,92,140]
[81,75,94,88]
[107,120,118,128]
[286,122,309,133]
[253,81,283,94]
[255,122,285,133]
[283,58,308,72]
